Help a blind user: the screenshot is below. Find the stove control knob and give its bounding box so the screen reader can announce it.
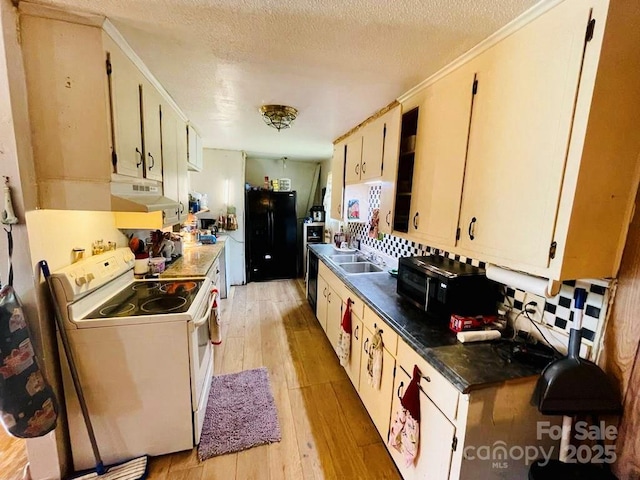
[86,273,95,283]
[75,276,87,286]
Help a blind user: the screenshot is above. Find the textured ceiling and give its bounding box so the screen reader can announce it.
[26,0,538,160]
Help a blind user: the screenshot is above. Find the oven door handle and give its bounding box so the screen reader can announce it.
[193,288,218,327]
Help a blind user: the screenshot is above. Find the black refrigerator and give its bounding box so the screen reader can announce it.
[246,190,298,282]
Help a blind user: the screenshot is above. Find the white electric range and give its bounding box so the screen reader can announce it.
[50,248,216,471]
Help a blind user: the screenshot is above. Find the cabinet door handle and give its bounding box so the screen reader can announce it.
[386,210,391,226]
[362,161,366,174]
[323,287,327,298]
[373,323,383,335]
[423,375,431,383]
[354,325,359,340]
[148,152,155,170]
[413,212,419,229]
[327,292,331,303]
[355,163,360,175]
[363,338,369,353]
[397,381,405,399]
[468,217,477,240]
[337,203,341,215]
[179,202,185,214]
[135,147,143,167]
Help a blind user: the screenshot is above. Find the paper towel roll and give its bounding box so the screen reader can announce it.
[486,264,560,298]
[457,330,501,343]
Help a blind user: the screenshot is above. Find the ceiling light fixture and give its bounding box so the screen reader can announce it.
[259,104,298,132]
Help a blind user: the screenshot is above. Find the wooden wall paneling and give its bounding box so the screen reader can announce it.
[600,187,640,478]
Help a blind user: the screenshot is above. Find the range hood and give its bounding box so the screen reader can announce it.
[111,182,178,213]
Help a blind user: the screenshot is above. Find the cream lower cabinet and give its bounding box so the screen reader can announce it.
[358,325,396,439]
[389,365,456,480]
[324,285,343,351]
[343,311,363,388]
[316,275,329,332]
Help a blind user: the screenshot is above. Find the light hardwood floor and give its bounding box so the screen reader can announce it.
[0,424,27,480]
[147,279,401,480]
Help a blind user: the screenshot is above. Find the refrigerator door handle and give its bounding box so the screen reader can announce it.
[270,210,275,246]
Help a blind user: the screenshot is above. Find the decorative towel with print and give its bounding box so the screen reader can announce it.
[0,285,58,438]
[337,299,352,366]
[366,330,383,389]
[209,289,222,345]
[388,365,421,467]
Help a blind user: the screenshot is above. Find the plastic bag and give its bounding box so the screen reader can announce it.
[0,284,58,438]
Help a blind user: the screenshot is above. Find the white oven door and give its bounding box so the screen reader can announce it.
[189,286,216,440]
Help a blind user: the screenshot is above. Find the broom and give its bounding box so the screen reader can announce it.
[39,260,148,480]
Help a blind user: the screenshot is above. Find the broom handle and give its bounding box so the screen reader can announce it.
[559,415,573,462]
[39,261,104,473]
[568,288,587,359]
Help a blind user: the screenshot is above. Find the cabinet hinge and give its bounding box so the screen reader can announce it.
[106,56,112,76]
[456,227,461,241]
[549,241,557,260]
[585,18,596,43]
[472,79,478,95]
[452,436,458,451]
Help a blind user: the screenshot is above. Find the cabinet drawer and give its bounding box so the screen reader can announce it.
[396,339,459,422]
[363,305,398,356]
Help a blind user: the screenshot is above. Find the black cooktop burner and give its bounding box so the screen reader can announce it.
[86,279,205,319]
[141,296,187,313]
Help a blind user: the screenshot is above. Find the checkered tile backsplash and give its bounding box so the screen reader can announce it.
[348,185,611,348]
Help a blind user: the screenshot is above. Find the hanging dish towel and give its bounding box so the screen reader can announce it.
[209,288,222,345]
[388,365,421,467]
[337,299,352,366]
[366,330,383,389]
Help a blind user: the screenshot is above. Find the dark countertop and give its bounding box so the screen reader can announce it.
[309,244,540,393]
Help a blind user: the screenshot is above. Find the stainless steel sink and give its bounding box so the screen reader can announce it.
[328,254,368,263]
[338,262,384,274]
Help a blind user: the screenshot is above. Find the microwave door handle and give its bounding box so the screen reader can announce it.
[425,277,430,311]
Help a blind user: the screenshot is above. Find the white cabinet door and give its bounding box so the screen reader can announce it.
[161,104,179,226]
[407,65,476,249]
[379,106,402,235]
[345,135,363,185]
[187,125,203,171]
[330,141,346,220]
[457,0,593,268]
[388,366,456,480]
[358,326,396,438]
[316,275,329,332]
[141,80,163,181]
[360,119,385,182]
[176,121,189,222]
[104,34,144,179]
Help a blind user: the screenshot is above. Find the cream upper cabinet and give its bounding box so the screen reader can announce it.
[187,125,203,172]
[406,65,476,249]
[344,135,363,185]
[104,34,145,179]
[330,141,346,221]
[456,0,615,277]
[360,119,385,182]
[378,106,402,235]
[141,81,163,181]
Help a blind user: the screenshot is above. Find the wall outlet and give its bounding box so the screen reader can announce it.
[522,292,546,324]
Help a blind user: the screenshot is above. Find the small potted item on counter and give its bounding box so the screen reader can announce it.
[149,257,166,274]
[133,253,149,275]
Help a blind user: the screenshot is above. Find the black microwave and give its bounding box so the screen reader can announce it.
[397,256,498,319]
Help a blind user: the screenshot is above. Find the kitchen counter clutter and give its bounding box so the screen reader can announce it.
[308,243,558,480]
[160,239,225,278]
[161,239,228,298]
[310,243,537,393]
